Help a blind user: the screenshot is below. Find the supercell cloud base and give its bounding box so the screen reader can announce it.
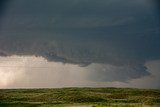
[0,56,160,89]
[0,0,160,88]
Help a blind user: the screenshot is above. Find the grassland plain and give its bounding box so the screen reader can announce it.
[0,88,160,107]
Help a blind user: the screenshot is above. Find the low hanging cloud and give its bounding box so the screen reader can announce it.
[0,0,160,86]
[0,56,159,89]
[86,63,149,82]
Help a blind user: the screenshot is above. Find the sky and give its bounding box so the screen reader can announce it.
[0,0,160,89]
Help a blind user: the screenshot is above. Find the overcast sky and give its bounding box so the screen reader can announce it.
[0,0,160,89]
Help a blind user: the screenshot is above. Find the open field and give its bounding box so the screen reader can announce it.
[0,88,160,107]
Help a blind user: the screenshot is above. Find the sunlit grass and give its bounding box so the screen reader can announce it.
[0,88,160,107]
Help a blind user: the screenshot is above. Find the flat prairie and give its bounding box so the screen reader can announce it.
[0,88,160,107]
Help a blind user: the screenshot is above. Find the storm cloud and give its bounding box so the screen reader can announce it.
[0,56,160,88]
[0,0,160,86]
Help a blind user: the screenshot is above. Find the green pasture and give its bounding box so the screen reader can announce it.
[0,88,160,107]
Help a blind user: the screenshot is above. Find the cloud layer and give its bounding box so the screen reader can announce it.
[0,56,159,89]
[0,0,160,86]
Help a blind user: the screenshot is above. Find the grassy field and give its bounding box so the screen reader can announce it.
[0,88,160,107]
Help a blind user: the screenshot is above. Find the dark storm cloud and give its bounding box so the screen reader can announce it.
[0,0,9,14]
[88,63,149,82]
[0,0,159,81]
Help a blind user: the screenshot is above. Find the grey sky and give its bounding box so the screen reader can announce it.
[0,0,160,88]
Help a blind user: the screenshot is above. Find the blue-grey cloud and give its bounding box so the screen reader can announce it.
[0,0,159,82]
[87,63,149,82]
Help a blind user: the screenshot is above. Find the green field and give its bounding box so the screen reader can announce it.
[0,88,160,107]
